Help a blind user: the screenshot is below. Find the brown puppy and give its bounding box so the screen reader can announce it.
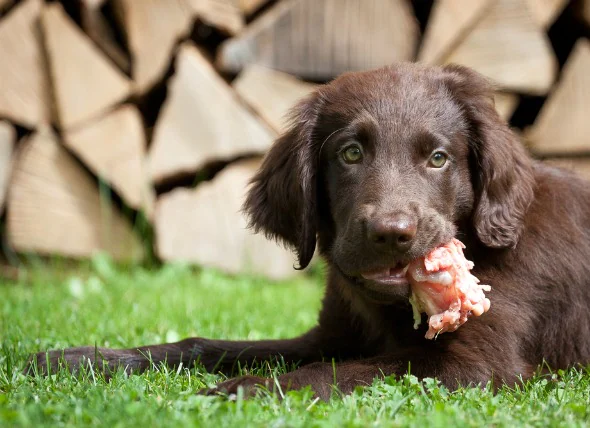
[28,63,590,400]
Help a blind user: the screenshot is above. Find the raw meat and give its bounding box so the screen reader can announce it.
[407,238,491,339]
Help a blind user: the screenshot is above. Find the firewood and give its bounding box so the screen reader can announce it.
[582,0,590,25]
[0,121,15,212]
[0,0,13,11]
[41,3,132,130]
[494,92,519,122]
[63,105,154,215]
[441,0,557,95]
[80,0,130,73]
[148,43,275,185]
[419,0,493,65]
[233,65,316,133]
[0,0,51,128]
[7,127,143,261]
[184,0,244,35]
[239,0,269,15]
[526,39,590,155]
[524,0,568,28]
[155,158,299,279]
[218,0,418,78]
[114,0,193,94]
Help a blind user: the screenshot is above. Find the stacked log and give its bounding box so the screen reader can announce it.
[0,0,588,279]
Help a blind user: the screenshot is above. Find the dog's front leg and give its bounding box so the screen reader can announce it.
[24,327,332,376]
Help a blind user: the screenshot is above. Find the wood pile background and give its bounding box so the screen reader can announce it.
[1,0,589,279]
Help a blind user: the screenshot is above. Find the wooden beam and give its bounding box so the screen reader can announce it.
[41,3,132,130]
[218,0,418,78]
[233,65,316,133]
[0,0,51,128]
[419,0,493,65]
[64,105,154,215]
[7,127,143,261]
[184,0,244,35]
[114,0,193,94]
[148,43,275,185]
[155,159,300,279]
[0,121,15,212]
[527,39,590,155]
[443,0,557,95]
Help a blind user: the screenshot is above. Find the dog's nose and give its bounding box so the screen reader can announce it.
[366,212,417,252]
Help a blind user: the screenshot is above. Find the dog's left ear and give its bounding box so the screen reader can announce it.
[442,65,535,248]
[242,91,324,269]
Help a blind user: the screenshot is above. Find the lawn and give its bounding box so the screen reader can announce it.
[1,257,589,427]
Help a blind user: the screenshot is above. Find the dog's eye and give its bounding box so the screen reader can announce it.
[429,152,447,168]
[342,145,363,164]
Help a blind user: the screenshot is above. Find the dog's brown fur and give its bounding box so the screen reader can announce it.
[28,64,590,400]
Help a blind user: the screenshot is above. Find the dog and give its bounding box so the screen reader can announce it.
[27,63,590,400]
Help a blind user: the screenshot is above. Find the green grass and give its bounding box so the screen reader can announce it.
[1,257,590,427]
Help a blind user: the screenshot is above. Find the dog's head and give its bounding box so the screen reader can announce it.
[244,63,534,302]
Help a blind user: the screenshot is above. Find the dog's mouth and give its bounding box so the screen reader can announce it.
[359,262,410,286]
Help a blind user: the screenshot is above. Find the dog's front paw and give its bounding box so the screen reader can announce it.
[200,375,272,398]
[23,347,148,376]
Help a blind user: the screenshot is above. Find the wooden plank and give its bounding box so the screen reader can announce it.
[185,0,244,35]
[419,0,493,65]
[114,0,193,94]
[218,0,418,78]
[443,0,557,95]
[148,43,275,185]
[239,0,270,15]
[155,158,300,279]
[0,0,51,128]
[7,127,143,261]
[232,65,316,133]
[524,0,568,28]
[0,121,15,212]
[41,3,132,130]
[80,0,130,73]
[545,158,590,181]
[494,92,519,122]
[64,105,154,215]
[527,39,590,155]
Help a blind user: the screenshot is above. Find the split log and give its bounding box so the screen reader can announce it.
[184,0,244,35]
[0,0,13,12]
[524,0,569,28]
[114,0,193,94]
[233,65,316,133]
[239,0,270,15]
[80,0,130,73]
[582,0,590,25]
[41,3,132,130]
[526,39,590,155]
[148,43,275,185]
[7,127,143,261]
[494,92,519,122]
[0,0,51,128]
[218,0,418,78]
[0,121,15,212]
[155,159,299,279]
[419,0,493,65]
[63,105,154,215]
[436,0,557,95]
[545,158,590,181]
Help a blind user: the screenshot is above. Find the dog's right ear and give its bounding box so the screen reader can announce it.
[243,91,324,269]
